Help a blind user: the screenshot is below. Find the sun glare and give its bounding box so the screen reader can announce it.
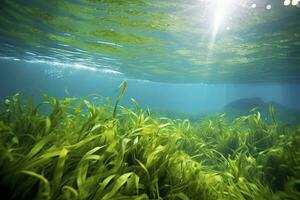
[212,0,226,37]
[205,0,299,61]
[208,0,233,57]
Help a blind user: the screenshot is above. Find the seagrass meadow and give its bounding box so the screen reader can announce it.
[1,0,300,199]
[0,81,300,200]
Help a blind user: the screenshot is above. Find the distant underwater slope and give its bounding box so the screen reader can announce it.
[0,0,300,83]
[224,97,265,110]
[223,97,300,124]
[0,87,300,199]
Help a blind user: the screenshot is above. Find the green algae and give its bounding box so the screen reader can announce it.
[0,84,300,200]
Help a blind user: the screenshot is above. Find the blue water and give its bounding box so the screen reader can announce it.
[1,59,300,116]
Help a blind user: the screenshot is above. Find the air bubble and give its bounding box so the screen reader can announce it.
[284,0,291,6]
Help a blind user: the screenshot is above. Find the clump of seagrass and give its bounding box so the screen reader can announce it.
[0,81,215,200]
[0,81,299,200]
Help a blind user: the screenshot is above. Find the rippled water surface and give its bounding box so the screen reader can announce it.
[0,0,300,83]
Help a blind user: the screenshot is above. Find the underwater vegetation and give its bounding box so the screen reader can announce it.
[0,81,300,200]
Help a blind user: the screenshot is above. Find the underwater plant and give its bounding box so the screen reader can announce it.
[0,82,300,200]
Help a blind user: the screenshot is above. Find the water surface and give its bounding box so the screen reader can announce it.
[1,0,300,83]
